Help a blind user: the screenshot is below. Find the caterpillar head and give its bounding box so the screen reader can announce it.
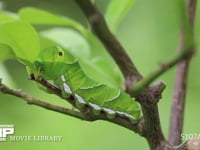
[32,46,76,80]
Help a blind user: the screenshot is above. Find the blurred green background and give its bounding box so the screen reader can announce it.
[0,0,200,149]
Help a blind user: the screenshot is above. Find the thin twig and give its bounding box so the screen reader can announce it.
[187,0,196,29]
[130,48,193,97]
[74,0,142,89]
[168,26,190,146]
[169,0,196,146]
[0,79,88,120]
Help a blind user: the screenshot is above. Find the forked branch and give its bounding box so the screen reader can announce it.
[73,0,196,149]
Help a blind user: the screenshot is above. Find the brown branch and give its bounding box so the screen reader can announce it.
[187,0,196,29]
[74,0,142,89]
[168,27,190,146]
[168,0,196,146]
[135,81,170,149]
[0,79,87,120]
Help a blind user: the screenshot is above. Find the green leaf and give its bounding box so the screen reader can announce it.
[40,28,90,59]
[0,44,15,61]
[91,57,123,88]
[0,20,40,64]
[19,7,85,34]
[0,12,17,61]
[105,0,136,32]
[78,56,120,88]
[18,7,107,57]
[0,11,17,22]
[0,63,17,87]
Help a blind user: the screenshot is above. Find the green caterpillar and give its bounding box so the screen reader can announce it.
[31,46,141,123]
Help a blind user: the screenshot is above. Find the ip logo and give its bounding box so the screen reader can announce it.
[0,125,14,141]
